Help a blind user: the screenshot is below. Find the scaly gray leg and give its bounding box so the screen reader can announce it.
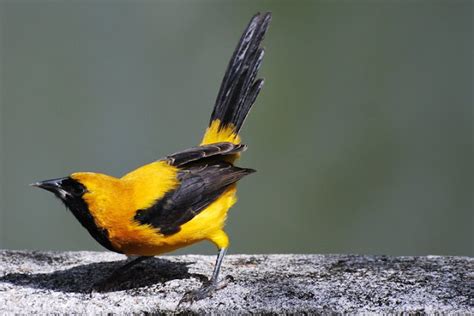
[179,248,229,304]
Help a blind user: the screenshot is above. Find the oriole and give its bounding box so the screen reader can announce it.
[32,12,271,302]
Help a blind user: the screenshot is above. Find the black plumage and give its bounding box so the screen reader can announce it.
[134,12,271,237]
[210,12,271,133]
[37,177,119,253]
[134,161,255,235]
[165,142,247,167]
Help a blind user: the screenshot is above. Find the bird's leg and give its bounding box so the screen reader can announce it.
[91,256,151,293]
[179,248,229,304]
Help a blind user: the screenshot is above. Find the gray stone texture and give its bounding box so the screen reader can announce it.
[0,250,472,313]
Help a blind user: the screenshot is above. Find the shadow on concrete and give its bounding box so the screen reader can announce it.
[0,257,206,294]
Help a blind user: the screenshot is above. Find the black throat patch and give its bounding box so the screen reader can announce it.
[59,178,120,253]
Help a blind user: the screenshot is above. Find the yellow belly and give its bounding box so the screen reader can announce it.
[108,186,236,256]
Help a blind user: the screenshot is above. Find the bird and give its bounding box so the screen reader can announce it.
[32,12,272,302]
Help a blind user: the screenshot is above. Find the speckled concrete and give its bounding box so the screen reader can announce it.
[0,250,472,313]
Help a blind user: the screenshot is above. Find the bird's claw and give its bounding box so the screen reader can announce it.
[179,282,216,305]
[178,275,233,306]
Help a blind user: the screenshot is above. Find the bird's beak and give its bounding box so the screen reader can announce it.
[30,177,68,193]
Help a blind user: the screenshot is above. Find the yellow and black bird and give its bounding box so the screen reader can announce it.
[32,12,271,301]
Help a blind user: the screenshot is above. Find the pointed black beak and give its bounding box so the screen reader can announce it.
[30,177,68,193]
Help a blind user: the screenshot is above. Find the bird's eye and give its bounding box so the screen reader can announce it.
[60,178,87,197]
[70,185,86,197]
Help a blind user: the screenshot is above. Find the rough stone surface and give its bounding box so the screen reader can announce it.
[0,250,472,313]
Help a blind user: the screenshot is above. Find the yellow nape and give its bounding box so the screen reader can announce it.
[71,172,120,192]
[201,119,241,145]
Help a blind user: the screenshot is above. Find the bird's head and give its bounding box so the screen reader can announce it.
[31,176,87,202]
[31,172,123,252]
[31,172,120,209]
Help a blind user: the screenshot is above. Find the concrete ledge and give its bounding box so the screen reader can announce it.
[0,250,471,313]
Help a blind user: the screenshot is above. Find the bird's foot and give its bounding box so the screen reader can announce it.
[179,282,216,305]
[178,275,233,306]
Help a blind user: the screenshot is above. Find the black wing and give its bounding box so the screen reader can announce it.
[165,142,247,167]
[134,161,255,235]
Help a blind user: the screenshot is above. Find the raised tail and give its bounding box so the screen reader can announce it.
[201,12,272,146]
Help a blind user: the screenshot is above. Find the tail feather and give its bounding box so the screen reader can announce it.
[202,12,271,145]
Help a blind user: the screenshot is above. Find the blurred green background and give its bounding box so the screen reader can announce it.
[0,1,472,256]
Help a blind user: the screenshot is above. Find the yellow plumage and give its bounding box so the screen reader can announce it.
[201,120,241,145]
[34,12,271,301]
[71,119,239,256]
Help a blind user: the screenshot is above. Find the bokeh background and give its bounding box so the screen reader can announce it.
[0,0,472,256]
